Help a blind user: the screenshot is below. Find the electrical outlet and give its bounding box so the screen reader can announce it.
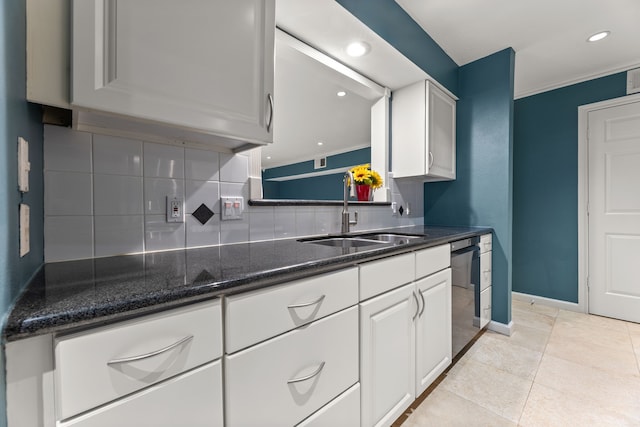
[166,196,184,223]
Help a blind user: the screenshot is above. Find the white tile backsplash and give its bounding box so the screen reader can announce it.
[185,148,219,181]
[220,216,249,244]
[45,171,93,216]
[93,134,143,176]
[249,207,275,242]
[220,153,249,183]
[145,215,186,251]
[274,210,296,239]
[44,125,92,173]
[94,215,145,257]
[143,142,185,179]
[44,216,94,262]
[295,207,316,237]
[186,215,220,248]
[186,180,220,214]
[144,178,185,215]
[94,174,143,215]
[43,127,420,261]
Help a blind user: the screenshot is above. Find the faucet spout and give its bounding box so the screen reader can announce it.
[342,171,358,233]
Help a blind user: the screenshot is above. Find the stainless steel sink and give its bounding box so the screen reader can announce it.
[358,233,423,245]
[300,232,424,248]
[301,237,385,248]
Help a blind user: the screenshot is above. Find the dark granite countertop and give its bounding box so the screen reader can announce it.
[3,225,491,341]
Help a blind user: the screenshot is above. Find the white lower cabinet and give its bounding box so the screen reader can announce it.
[225,306,359,427]
[415,269,452,396]
[60,361,223,427]
[360,283,416,427]
[360,247,452,427]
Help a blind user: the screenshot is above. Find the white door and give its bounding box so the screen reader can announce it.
[360,283,416,427]
[588,100,640,322]
[415,269,451,396]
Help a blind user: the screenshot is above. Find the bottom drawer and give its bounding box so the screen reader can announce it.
[297,383,360,427]
[61,360,223,427]
[225,306,359,427]
[476,286,492,329]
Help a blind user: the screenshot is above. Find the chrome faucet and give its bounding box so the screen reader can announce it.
[341,171,358,233]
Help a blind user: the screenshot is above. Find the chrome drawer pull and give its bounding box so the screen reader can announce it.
[419,290,426,317]
[287,295,326,309]
[107,335,194,365]
[412,291,420,321]
[287,361,326,384]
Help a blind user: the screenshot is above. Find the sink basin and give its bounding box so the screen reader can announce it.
[358,233,423,245]
[301,237,386,248]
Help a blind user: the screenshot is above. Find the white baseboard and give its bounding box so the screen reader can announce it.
[488,320,514,336]
[512,291,583,313]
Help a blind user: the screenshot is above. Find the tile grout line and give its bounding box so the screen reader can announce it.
[516,308,556,426]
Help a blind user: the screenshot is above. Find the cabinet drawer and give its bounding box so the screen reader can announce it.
[480,233,492,254]
[226,267,358,353]
[415,244,450,279]
[297,383,360,427]
[477,286,492,329]
[225,307,359,427]
[60,361,223,427]
[480,251,492,291]
[55,299,222,420]
[359,252,415,300]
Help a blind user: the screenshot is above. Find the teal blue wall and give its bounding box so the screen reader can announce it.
[513,73,627,302]
[335,0,458,94]
[424,48,515,325]
[1,1,45,425]
[263,147,370,200]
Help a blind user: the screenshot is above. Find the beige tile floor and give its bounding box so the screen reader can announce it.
[402,299,640,426]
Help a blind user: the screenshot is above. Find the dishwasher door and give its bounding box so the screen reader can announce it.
[450,239,480,358]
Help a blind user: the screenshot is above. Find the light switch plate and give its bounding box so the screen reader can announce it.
[166,196,184,223]
[18,137,30,193]
[19,204,30,257]
[221,197,243,220]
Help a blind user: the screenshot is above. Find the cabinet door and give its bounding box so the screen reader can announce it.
[415,268,452,396]
[72,0,275,145]
[360,283,416,427]
[391,80,427,178]
[426,81,456,180]
[60,361,222,427]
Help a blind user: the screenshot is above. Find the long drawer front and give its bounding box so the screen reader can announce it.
[55,300,222,420]
[225,306,359,427]
[225,267,358,353]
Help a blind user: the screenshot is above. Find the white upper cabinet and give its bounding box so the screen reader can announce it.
[392,80,456,180]
[30,0,275,151]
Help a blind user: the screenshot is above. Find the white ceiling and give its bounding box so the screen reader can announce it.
[395,0,640,98]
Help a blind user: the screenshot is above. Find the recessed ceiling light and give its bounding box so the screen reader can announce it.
[337,91,347,97]
[346,41,370,57]
[266,156,271,160]
[317,141,324,146]
[588,31,610,42]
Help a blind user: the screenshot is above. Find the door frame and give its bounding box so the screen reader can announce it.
[577,92,640,314]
